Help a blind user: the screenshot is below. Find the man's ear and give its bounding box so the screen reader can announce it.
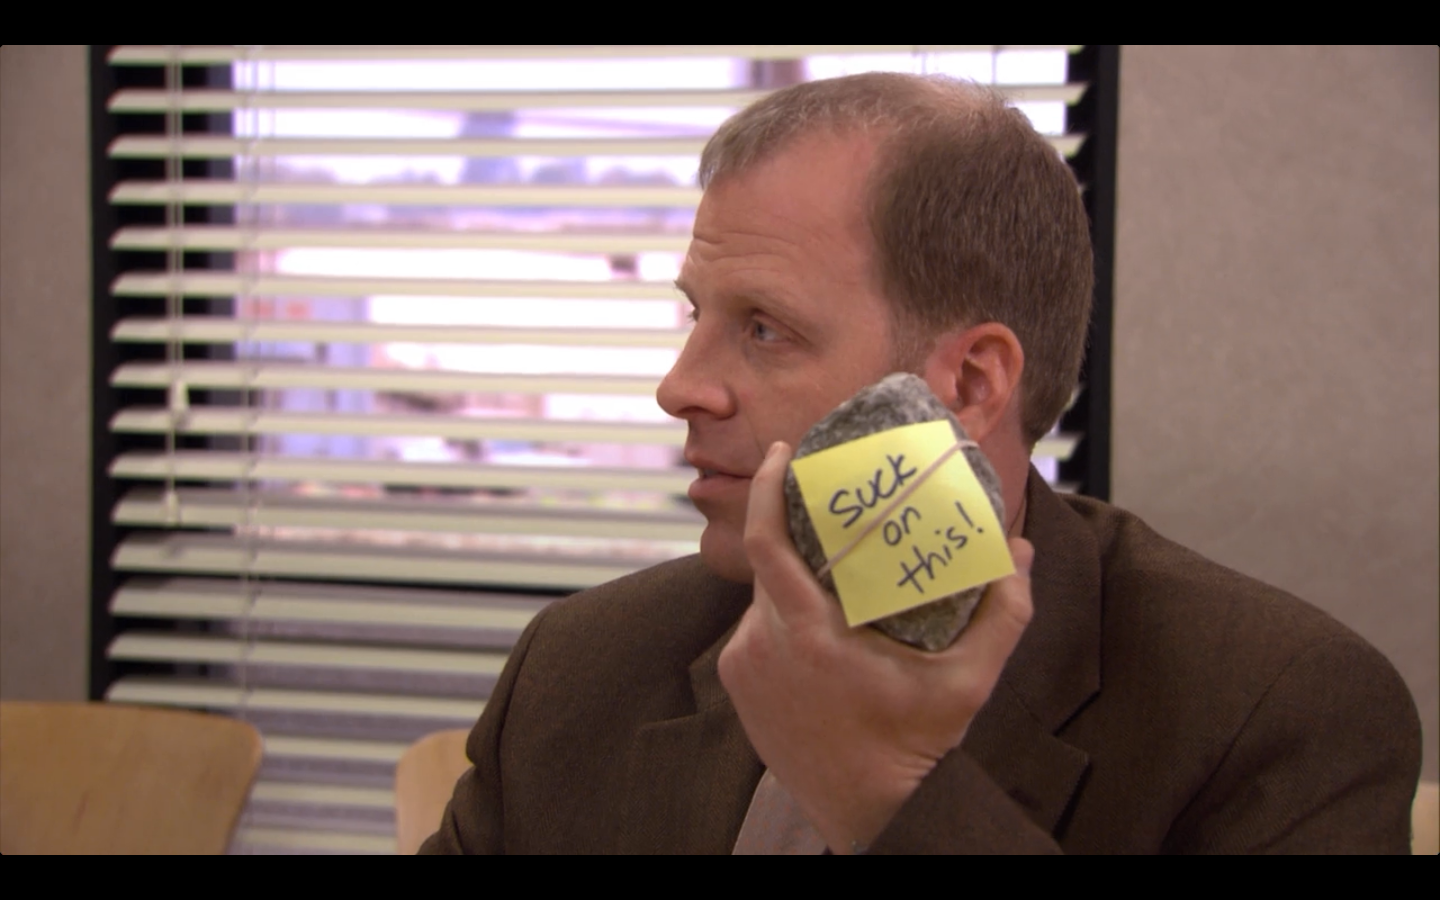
[919,322,1025,443]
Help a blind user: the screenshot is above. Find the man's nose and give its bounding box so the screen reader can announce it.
[656,325,735,421]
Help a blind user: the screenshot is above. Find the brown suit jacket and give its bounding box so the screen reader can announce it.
[422,471,1422,853]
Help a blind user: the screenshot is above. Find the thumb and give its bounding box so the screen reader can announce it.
[743,442,828,623]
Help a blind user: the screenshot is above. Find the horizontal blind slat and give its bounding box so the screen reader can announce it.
[109,88,773,112]
[109,226,695,253]
[112,362,666,396]
[105,676,485,720]
[111,272,683,299]
[108,84,1086,113]
[111,576,546,632]
[110,136,714,158]
[110,407,688,444]
[109,181,704,207]
[111,317,691,348]
[248,782,395,810]
[109,451,697,493]
[112,487,705,541]
[111,533,659,589]
[232,827,396,855]
[110,45,1082,64]
[263,735,411,764]
[107,633,509,675]
[106,134,1086,159]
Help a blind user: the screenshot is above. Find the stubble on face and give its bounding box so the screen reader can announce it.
[662,132,914,584]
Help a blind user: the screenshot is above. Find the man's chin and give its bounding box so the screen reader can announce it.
[697,527,755,585]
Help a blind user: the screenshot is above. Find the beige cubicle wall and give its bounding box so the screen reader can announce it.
[1112,45,1438,779]
[0,45,91,703]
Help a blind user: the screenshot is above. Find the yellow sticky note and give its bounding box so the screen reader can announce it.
[789,420,1015,627]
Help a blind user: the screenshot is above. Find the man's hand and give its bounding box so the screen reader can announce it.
[718,441,1035,853]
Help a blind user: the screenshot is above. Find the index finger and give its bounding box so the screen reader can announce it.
[938,536,1034,679]
[743,441,833,624]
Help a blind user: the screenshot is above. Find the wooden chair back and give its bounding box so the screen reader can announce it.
[1415,781,1439,856]
[395,728,472,854]
[0,701,262,854]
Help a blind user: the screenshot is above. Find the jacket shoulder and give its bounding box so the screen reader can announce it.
[1054,494,1420,852]
[495,555,750,731]
[1061,493,1370,659]
[523,555,749,668]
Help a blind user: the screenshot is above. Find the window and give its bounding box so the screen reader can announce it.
[90,45,1115,853]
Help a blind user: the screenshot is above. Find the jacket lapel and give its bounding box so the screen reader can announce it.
[615,469,1103,850]
[616,578,762,854]
[961,469,1103,836]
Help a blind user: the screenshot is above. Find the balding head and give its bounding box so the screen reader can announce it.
[700,73,1093,444]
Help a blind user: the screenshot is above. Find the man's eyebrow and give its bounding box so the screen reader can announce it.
[741,287,815,330]
[671,277,816,330]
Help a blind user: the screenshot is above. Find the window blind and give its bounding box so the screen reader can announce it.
[90,44,1103,854]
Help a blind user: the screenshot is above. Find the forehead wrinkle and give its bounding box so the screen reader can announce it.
[690,218,812,253]
[690,209,882,306]
[680,252,876,341]
[681,239,809,314]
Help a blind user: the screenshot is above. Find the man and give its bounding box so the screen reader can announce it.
[422,73,1421,854]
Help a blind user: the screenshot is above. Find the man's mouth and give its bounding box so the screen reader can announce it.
[697,467,748,480]
[685,457,753,503]
[686,453,750,480]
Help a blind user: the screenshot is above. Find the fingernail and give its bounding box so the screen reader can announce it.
[765,441,783,461]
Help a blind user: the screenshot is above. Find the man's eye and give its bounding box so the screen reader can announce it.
[750,319,781,342]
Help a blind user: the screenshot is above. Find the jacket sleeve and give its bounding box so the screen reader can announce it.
[1161,633,1421,854]
[865,750,1063,854]
[417,605,551,855]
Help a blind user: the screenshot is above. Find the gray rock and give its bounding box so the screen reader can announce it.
[783,373,1006,651]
